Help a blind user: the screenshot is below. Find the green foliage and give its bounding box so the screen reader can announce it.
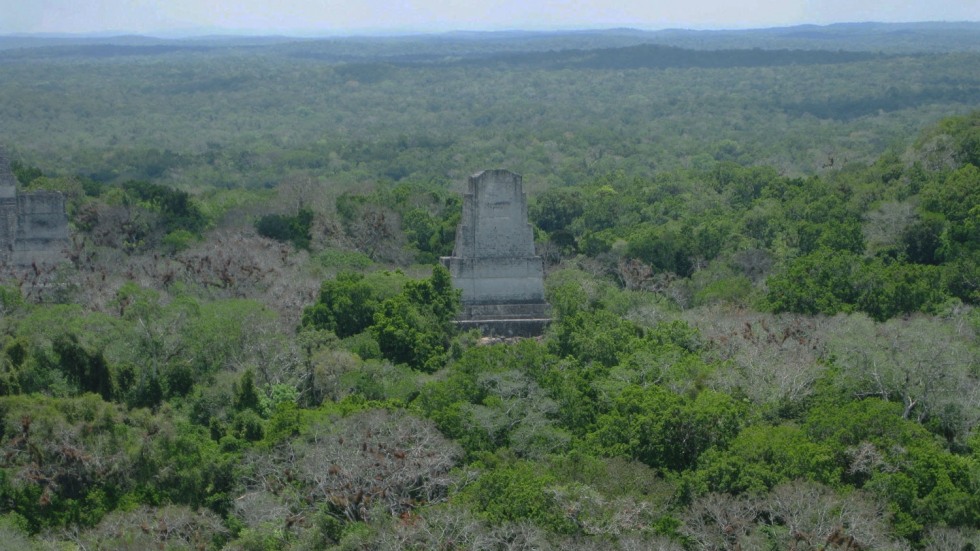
[338,359,419,403]
[121,179,208,234]
[49,334,113,401]
[136,419,237,511]
[626,225,695,276]
[1,307,122,399]
[900,214,946,264]
[336,182,461,262]
[646,320,703,352]
[161,228,197,252]
[825,313,977,440]
[302,270,408,338]
[920,109,980,168]
[254,208,313,249]
[234,369,262,413]
[0,394,140,531]
[589,385,744,472]
[340,331,382,360]
[545,278,592,320]
[402,205,460,262]
[231,409,265,441]
[686,424,840,496]
[550,309,642,367]
[3,36,980,550]
[531,187,585,232]
[0,285,27,317]
[852,260,947,321]
[9,160,43,185]
[922,164,980,247]
[692,274,753,306]
[0,338,29,396]
[263,401,302,444]
[370,266,460,371]
[413,340,571,459]
[766,249,949,320]
[3,32,978,192]
[766,250,859,315]
[804,399,980,536]
[179,299,278,383]
[463,460,575,533]
[710,163,780,206]
[314,248,374,270]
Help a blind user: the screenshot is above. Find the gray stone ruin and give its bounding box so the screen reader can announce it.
[0,148,70,267]
[441,169,551,336]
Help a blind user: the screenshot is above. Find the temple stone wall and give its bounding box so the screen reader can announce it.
[10,192,70,265]
[441,169,550,337]
[0,149,16,197]
[0,152,69,266]
[0,198,16,257]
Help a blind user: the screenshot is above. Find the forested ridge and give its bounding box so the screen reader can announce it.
[0,27,978,550]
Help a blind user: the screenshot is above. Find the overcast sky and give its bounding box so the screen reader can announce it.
[1,0,977,35]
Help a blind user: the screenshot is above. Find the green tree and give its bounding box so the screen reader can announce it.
[900,214,946,264]
[853,260,946,321]
[589,385,743,471]
[303,272,382,338]
[921,164,980,225]
[254,208,313,249]
[626,225,694,276]
[121,180,207,234]
[766,248,859,315]
[9,160,42,185]
[50,334,113,401]
[234,369,262,413]
[530,188,584,233]
[549,309,641,368]
[463,461,574,533]
[370,266,460,371]
[804,399,979,538]
[686,424,839,496]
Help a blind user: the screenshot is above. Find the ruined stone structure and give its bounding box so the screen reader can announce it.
[0,150,69,267]
[441,169,550,336]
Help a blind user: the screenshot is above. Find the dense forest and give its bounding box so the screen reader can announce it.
[0,24,978,550]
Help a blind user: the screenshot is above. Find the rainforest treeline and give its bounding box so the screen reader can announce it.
[0,28,978,550]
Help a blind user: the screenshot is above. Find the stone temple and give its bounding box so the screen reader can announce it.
[441,169,550,336]
[0,149,70,267]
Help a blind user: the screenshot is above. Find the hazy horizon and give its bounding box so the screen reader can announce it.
[3,21,980,40]
[1,0,977,36]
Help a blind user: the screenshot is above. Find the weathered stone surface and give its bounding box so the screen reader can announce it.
[0,197,15,261]
[441,169,550,337]
[11,191,70,265]
[0,152,69,267]
[0,148,16,199]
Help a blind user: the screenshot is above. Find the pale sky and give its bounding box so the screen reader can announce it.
[1,0,977,35]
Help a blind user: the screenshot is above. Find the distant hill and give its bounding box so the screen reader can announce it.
[1,22,977,59]
[649,22,980,53]
[444,44,882,70]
